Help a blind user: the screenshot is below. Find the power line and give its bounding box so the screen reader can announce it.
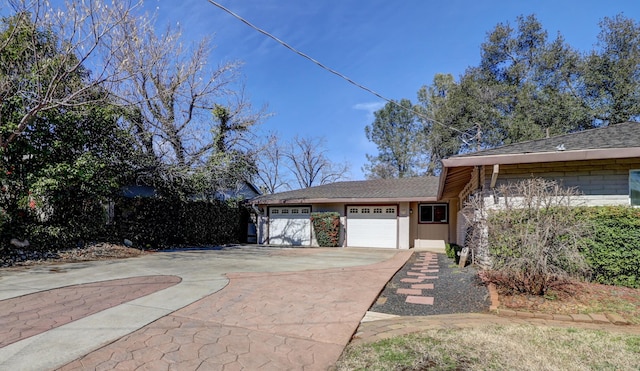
[204,0,468,137]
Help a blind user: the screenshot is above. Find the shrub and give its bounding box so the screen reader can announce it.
[577,206,640,288]
[310,212,340,247]
[468,178,592,295]
[445,243,454,259]
[114,197,241,249]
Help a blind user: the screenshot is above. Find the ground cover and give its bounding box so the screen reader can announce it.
[336,325,640,370]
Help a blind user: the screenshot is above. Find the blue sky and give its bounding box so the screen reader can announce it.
[150,1,639,180]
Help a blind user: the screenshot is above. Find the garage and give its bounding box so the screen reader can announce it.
[268,206,311,246]
[346,205,398,248]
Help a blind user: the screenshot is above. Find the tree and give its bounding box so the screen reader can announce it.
[363,99,424,178]
[0,0,142,150]
[112,19,264,195]
[252,133,290,194]
[583,15,640,125]
[283,136,350,189]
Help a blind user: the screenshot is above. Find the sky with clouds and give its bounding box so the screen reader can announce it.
[147,0,638,180]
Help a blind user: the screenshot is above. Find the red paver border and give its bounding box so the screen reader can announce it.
[0,275,181,348]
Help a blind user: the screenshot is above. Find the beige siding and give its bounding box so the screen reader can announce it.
[486,159,640,202]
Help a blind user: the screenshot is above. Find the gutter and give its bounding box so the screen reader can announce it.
[441,147,640,167]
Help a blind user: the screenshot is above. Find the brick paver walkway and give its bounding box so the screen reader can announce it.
[0,275,181,348]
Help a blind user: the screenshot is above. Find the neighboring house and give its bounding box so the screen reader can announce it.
[249,177,453,249]
[439,121,640,247]
[250,122,640,249]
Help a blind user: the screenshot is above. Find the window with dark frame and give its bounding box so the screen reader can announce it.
[419,204,448,223]
[631,170,640,206]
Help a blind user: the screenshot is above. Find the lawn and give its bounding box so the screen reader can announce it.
[335,325,640,370]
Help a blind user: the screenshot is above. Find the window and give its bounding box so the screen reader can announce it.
[386,208,395,214]
[631,170,640,206]
[373,208,382,214]
[349,208,358,214]
[281,209,289,214]
[419,204,448,223]
[361,208,370,214]
[291,209,299,214]
[301,208,310,214]
[271,209,279,214]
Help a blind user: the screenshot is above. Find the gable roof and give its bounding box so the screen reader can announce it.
[443,121,640,167]
[250,176,439,205]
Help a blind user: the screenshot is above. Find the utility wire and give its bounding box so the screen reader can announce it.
[204,0,468,137]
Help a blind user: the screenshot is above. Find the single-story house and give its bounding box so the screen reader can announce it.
[441,121,640,246]
[251,121,640,249]
[249,177,455,249]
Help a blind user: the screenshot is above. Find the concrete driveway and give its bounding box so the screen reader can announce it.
[0,246,411,370]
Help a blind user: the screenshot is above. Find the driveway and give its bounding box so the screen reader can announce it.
[0,246,411,370]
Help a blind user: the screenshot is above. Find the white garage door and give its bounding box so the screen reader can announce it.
[347,206,397,248]
[268,206,311,246]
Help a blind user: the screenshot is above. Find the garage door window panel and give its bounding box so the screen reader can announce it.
[419,204,448,223]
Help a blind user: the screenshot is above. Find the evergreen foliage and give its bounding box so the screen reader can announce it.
[577,206,640,288]
[310,212,340,247]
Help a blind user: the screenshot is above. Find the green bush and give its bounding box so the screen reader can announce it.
[446,243,462,260]
[310,212,340,247]
[577,206,640,288]
[114,197,241,249]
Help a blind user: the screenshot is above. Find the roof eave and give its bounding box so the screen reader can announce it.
[442,147,640,167]
[250,196,438,205]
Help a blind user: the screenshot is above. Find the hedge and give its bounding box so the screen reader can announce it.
[112,197,242,249]
[576,206,640,288]
[310,212,340,247]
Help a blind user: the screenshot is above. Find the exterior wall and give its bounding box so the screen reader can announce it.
[398,202,410,249]
[485,158,640,206]
[409,201,451,246]
[256,213,268,244]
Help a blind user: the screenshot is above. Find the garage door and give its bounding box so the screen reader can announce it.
[268,206,311,246]
[347,206,397,248]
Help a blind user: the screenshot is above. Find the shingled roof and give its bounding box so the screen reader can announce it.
[458,121,639,157]
[442,121,640,167]
[250,176,439,204]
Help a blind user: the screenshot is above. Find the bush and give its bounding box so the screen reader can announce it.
[577,206,640,288]
[470,178,592,295]
[446,243,462,261]
[310,212,340,247]
[114,197,241,249]
[445,243,454,259]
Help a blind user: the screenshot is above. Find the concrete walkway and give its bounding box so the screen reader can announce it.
[0,246,411,370]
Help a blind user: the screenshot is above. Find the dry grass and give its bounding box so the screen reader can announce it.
[336,325,640,371]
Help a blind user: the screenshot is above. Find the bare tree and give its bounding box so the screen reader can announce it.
[0,0,143,150]
[113,18,263,170]
[252,133,290,194]
[284,136,350,189]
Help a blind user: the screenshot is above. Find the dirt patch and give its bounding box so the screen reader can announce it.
[498,281,640,323]
[2,242,149,269]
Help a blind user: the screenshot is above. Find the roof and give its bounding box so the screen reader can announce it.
[443,121,640,167]
[250,177,440,205]
[438,121,640,199]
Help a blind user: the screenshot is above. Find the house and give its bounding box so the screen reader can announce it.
[440,121,640,246]
[249,177,454,249]
[250,122,640,249]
